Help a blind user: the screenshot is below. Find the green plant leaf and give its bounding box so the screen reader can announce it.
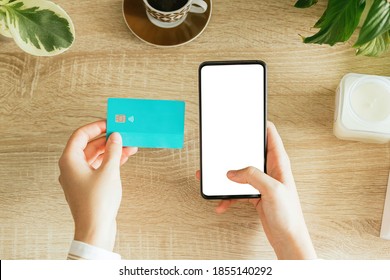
[294,0,318,9]
[0,8,5,22]
[0,8,12,37]
[0,19,12,37]
[355,30,390,56]
[303,0,366,46]
[354,0,390,48]
[2,0,75,56]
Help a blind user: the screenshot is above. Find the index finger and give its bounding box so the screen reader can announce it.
[266,121,295,186]
[266,121,290,165]
[63,120,107,157]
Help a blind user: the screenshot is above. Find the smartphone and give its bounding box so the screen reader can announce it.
[199,60,267,199]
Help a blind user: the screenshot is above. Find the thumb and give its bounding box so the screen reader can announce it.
[101,132,123,169]
[226,166,280,195]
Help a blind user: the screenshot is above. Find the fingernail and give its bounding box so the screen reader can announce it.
[227,170,237,177]
[110,132,122,144]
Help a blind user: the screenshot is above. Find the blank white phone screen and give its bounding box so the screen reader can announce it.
[200,63,265,197]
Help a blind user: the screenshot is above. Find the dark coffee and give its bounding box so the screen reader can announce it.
[147,0,188,12]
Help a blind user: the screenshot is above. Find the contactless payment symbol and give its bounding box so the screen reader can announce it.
[115,114,126,123]
[128,116,135,123]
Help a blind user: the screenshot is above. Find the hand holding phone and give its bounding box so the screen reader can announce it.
[196,122,318,259]
[199,60,267,199]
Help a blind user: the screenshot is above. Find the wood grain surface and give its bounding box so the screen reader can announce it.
[0,0,390,259]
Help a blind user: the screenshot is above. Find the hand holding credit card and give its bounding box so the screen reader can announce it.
[107,98,185,149]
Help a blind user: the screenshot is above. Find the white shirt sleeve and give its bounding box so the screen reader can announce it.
[67,240,121,260]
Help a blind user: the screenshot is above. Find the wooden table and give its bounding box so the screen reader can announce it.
[1,0,390,259]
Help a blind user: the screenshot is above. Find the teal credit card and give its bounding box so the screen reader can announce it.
[107,98,185,148]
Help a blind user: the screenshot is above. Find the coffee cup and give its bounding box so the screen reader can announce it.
[143,0,208,28]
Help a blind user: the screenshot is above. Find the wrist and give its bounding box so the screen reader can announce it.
[272,228,317,260]
[74,220,117,252]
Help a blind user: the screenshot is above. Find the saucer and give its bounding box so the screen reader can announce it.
[122,0,212,47]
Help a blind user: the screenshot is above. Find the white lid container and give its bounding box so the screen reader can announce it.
[334,73,390,143]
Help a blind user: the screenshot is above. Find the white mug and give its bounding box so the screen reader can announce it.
[143,0,208,28]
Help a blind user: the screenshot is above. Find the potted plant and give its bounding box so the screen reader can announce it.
[0,0,75,56]
[295,0,390,56]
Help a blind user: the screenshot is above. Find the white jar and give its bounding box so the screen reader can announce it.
[333,73,390,143]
